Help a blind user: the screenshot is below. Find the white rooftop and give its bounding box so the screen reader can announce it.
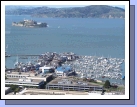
[39,66,53,69]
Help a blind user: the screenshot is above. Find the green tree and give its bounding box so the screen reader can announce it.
[83,77,87,81]
[103,80,110,88]
[10,85,18,91]
[15,88,20,92]
[5,75,8,80]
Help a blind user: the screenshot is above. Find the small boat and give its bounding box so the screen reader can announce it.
[19,57,28,59]
[5,51,10,57]
[5,45,10,57]
[102,76,105,78]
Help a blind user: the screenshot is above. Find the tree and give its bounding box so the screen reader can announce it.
[13,87,20,95]
[5,75,8,80]
[103,80,110,88]
[88,79,94,82]
[10,85,18,91]
[15,88,20,92]
[83,77,87,81]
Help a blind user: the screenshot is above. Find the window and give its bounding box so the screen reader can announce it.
[44,69,49,73]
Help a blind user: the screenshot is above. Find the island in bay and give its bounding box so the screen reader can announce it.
[12,19,48,27]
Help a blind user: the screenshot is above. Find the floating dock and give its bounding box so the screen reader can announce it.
[10,55,40,57]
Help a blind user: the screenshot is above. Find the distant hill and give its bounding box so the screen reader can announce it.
[5,5,125,18]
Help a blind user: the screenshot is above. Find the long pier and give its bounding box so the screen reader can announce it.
[10,54,40,57]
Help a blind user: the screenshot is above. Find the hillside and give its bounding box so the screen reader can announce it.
[5,5,125,18]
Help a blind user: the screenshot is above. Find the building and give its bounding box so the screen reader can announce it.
[5,71,53,82]
[39,66,54,74]
[27,73,53,82]
[5,87,11,95]
[46,77,103,92]
[6,72,30,79]
[55,66,72,77]
[5,78,45,88]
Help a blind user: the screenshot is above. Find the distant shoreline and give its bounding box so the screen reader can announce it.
[6,15,124,19]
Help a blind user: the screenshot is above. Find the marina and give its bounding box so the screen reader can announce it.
[5,52,125,85]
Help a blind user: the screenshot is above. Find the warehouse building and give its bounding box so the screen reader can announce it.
[46,77,103,92]
[5,78,45,88]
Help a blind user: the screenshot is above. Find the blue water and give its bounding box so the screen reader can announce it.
[5,15,125,70]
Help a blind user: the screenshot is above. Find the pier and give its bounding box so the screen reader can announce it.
[10,54,40,57]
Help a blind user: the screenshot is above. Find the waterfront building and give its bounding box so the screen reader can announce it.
[46,77,103,92]
[6,72,30,78]
[5,71,53,82]
[55,66,72,77]
[39,66,54,74]
[5,78,44,88]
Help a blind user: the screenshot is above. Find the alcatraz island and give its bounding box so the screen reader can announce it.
[12,19,48,28]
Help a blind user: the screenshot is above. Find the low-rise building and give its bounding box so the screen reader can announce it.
[46,77,103,92]
[39,66,54,74]
[5,78,44,88]
[5,71,53,82]
[55,66,72,77]
[6,72,30,78]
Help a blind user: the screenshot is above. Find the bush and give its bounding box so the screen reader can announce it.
[10,85,18,91]
[83,78,87,81]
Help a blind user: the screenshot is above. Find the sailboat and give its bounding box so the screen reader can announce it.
[14,55,19,67]
[5,44,10,57]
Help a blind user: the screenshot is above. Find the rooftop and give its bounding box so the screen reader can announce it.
[6,71,53,77]
[5,78,44,83]
[56,66,72,72]
[47,77,102,87]
[39,66,54,69]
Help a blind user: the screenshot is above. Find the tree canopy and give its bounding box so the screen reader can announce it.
[103,80,111,88]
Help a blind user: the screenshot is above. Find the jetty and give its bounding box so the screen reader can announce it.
[10,54,39,57]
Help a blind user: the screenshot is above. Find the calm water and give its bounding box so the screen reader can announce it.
[5,15,125,84]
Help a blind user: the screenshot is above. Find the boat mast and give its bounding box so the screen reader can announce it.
[17,55,18,63]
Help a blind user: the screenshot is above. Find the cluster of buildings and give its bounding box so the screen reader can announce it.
[7,52,123,95]
[12,19,47,27]
[5,68,104,94]
[5,71,52,89]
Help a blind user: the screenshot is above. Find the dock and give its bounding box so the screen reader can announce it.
[10,55,40,57]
